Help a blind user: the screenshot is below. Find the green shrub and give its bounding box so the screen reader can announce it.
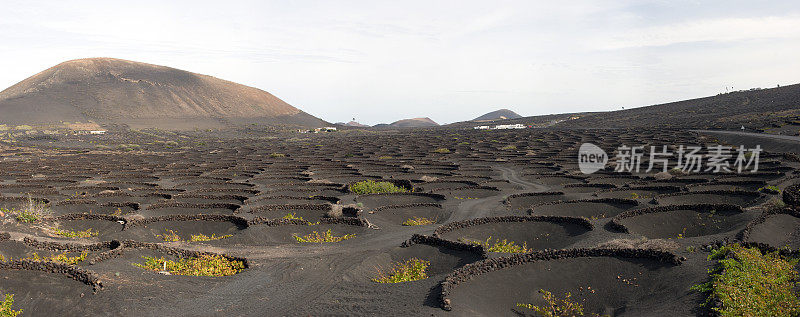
[7,195,49,223]
[758,185,781,194]
[516,289,584,316]
[189,233,232,242]
[281,212,318,225]
[133,254,244,276]
[27,251,88,265]
[433,148,451,154]
[348,180,408,194]
[157,229,182,242]
[51,227,98,238]
[691,244,799,316]
[459,236,530,253]
[282,212,305,221]
[156,229,232,242]
[269,153,285,158]
[766,198,787,211]
[293,229,355,243]
[401,217,436,226]
[14,210,38,223]
[501,145,517,150]
[1,294,22,317]
[372,258,430,283]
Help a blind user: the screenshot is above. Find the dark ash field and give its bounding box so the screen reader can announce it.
[0,126,798,316]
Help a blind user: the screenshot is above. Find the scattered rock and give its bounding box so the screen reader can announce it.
[654,171,672,180]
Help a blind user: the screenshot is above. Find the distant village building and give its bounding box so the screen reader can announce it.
[313,127,337,133]
[473,125,490,130]
[90,130,106,135]
[303,127,338,133]
[493,124,525,130]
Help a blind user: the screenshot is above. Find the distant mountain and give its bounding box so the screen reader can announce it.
[473,109,522,121]
[387,117,439,128]
[0,58,328,130]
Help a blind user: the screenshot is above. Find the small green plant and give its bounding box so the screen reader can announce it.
[378,155,393,160]
[282,212,305,221]
[282,212,318,225]
[766,198,787,211]
[1,293,22,317]
[460,236,530,253]
[516,289,584,316]
[293,229,355,243]
[51,227,98,238]
[268,153,286,158]
[372,258,430,283]
[501,145,517,150]
[157,229,182,242]
[348,180,408,194]
[758,185,781,194]
[133,254,244,276]
[458,142,470,145]
[189,233,232,242]
[401,216,436,226]
[27,251,89,265]
[8,194,49,223]
[691,244,799,316]
[433,148,451,153]
[629,192,640,199]
[14,210,38,223]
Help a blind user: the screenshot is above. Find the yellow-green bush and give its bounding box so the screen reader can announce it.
[691,244,799,316]
[348,180,408,195]
[293,229,355,243]
[133,254,244,276]
[372,258,430,283]
[1,294,22,317]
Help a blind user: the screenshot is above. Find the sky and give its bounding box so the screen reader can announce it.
[1,1,799,125]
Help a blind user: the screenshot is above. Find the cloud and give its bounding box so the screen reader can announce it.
[597,15,800,50]
[0,1,799,125]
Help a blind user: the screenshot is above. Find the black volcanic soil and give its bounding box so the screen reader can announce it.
[0,126,798,316]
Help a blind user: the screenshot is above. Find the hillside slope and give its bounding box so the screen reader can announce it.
[0,58,328,129]
[556,84,800,130]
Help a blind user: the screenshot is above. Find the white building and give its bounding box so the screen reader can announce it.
[89,130,106,135]
[493,124,525,130]
[473,125,490,130]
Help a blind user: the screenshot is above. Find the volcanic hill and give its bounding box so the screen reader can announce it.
[472,109,522,121]
[0,58,328,130]
[386,117,439,128]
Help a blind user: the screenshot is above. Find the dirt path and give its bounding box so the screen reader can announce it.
[694,129,800,153]
[448,166,550,221]
[694,129,800,142]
